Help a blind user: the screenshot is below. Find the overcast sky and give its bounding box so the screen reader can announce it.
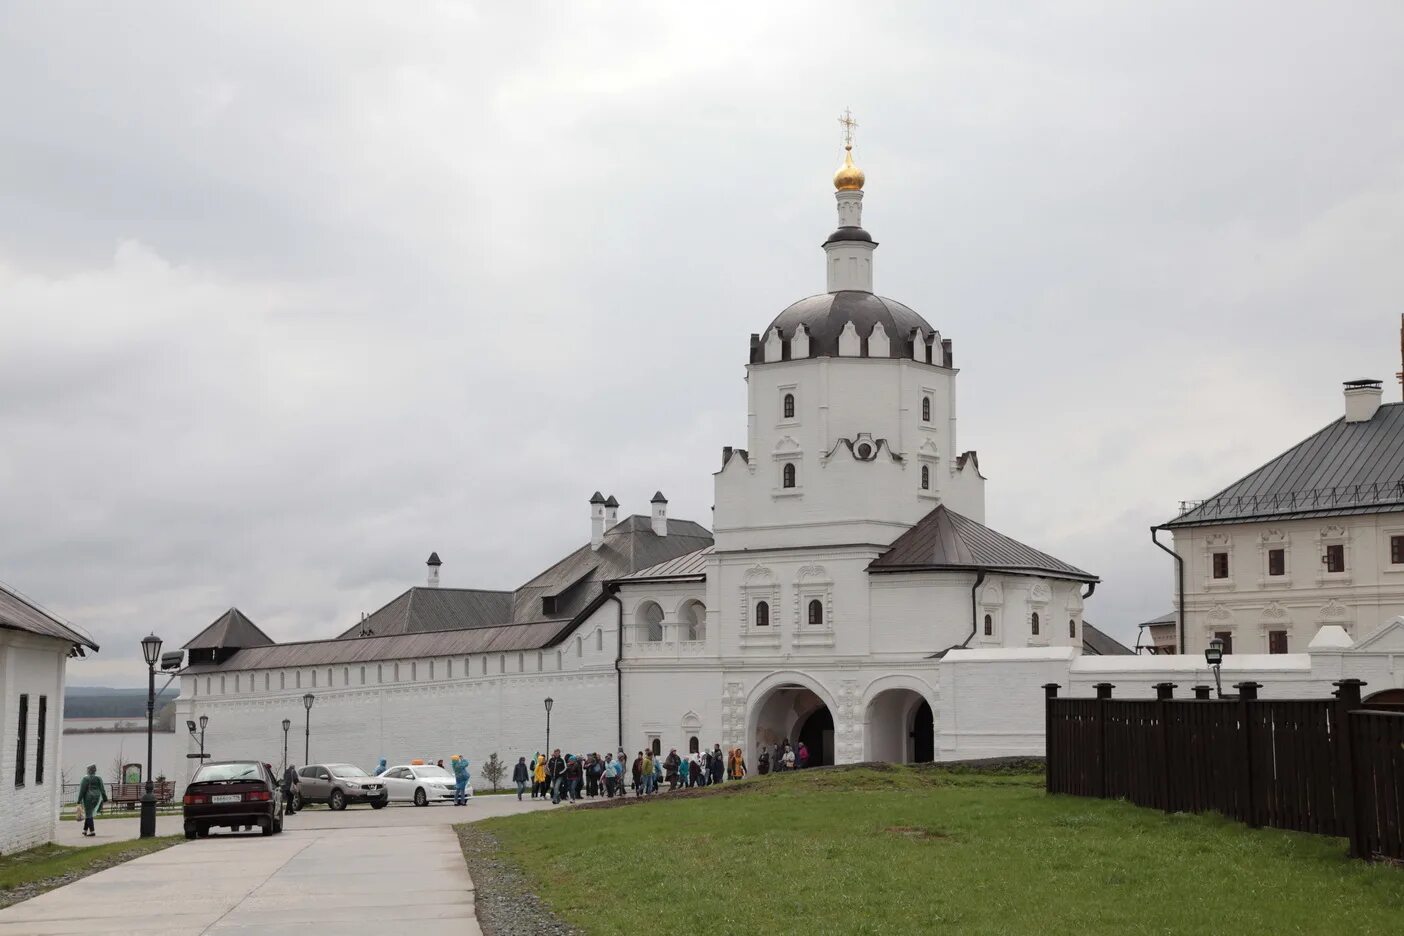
[4,3,1403,686]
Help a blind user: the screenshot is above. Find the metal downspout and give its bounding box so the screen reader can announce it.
[607,587,624,749]
[1150,526,1186,655]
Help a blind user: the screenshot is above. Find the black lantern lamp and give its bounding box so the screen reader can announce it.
[544,697,554,753]
[1205,637,1225,697]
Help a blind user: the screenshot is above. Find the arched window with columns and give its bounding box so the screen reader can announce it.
[636,601,664,642]
[755,601,770,627]
[808,599,824,627]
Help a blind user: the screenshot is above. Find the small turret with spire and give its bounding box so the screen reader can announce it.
[824,108,876,293]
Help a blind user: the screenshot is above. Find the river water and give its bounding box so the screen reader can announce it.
[60,728,180,789]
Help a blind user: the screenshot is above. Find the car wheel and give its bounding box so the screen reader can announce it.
[330,789,346,811]
[370,799,387,809]
[293,790,303,811]
[184,822,197,840]
[197,824,210,838]
[413,787,427,807]
[261,818,274,836]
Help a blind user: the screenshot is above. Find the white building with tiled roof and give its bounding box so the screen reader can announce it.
[1160,380,1404,657]
[1,582,97,852]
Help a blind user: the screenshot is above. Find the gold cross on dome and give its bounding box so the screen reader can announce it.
[838,108,858,149]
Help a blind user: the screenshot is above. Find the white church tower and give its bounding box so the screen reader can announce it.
[713,113,985,554]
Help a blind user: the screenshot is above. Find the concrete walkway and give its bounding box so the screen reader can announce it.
[0,797,555,935]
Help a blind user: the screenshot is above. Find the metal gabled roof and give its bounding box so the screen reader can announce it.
[868,505,1097,583]
[335,588,513,639]
[183,608,274,650]
[180,620,567,674]
[0,581,99,653]
[616,546,713,582]
[1081,622,1134,656]
[1165,402,1404,528]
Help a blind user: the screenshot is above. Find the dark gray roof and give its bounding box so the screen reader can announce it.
[868,505,1098,583]
[589,491,606,504]
[822,226,874,245]
[0,581,99,653]
[1082,622,1133,656]
[651,491,667,503]
[335,588,514,639]
[183,608,275,650]
[181,621,567,674]
[510,515,713,625]
[604,495,619,507]
[616,546,713,582]
[426,552,442,566]
[754,291,939,362]
[1166,402,1404,528]
[1139,611,1177,628]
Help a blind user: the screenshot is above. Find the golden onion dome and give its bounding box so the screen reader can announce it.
[833,145,865,191]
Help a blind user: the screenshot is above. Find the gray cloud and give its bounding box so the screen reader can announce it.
[3,2,1403,683]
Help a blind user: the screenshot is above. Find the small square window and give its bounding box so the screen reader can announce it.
[1267,549,1285,576]
[1392,535,1404,565]
[1325,543,1345,573]
[1213,630,1233,655]
[1268,630,1288,654]
[1211,552,1229,579]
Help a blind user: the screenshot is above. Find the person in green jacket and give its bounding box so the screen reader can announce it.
[77,764,107,837]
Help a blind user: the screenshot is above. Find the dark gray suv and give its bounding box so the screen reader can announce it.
[295,763,389,810]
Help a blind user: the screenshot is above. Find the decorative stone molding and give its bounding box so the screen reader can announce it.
[1204,532,1236,591]
[721,682,745,748]
[835,679,863,764]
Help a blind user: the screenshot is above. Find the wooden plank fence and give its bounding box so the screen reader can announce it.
[1045,679,1404,863]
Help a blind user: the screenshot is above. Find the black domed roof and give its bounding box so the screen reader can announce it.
[753,291,940,362]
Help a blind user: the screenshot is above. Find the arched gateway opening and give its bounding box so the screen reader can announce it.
[750,680,835,767]
[865,688,934,764]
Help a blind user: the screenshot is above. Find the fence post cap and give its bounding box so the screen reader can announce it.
[1332,678,1368,687]
[1042,682,1060,698]
[1153,682,1179,689]
[1093,682,1116,689]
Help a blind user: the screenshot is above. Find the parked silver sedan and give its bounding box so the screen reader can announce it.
[378,764,462,806]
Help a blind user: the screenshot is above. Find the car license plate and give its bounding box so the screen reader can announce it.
[212,794,241,804]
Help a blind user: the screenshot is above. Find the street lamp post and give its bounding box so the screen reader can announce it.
[139,633,162,839]
[187,714,210,763]
[282,718,292,772]
[303,693,315,764]
[544,697,553,753]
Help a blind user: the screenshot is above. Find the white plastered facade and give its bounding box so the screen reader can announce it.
[1,629,68,853]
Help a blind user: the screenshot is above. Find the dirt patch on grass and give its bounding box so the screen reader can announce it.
[884,825,949,841]
[455,823,577,935]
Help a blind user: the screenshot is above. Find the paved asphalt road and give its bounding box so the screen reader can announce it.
[2,796,553,935]
[55,792,548,846]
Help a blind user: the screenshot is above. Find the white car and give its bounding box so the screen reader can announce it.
[377,764,465,806]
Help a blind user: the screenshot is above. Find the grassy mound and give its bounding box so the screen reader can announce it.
[474,764,1404,935]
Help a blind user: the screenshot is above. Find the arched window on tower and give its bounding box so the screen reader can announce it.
[983,613,993,636]
[755,601,770,627]
[922,397,931,422]
[1031,612,1040,636]
[921,465,930,490]
[782,463,796,488]
[1069,618,1077,639]
[808,599,823,627]
[783,393,795,419]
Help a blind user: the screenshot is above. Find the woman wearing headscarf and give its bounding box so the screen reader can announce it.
[77,764,107,837]
[450,755,470,806]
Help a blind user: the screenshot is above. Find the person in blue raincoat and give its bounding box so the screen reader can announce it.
[373,757,387,776]
[451,755,470,805]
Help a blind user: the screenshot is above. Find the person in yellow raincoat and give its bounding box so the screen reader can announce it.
[532,753,548,799]
[730,748,747,780]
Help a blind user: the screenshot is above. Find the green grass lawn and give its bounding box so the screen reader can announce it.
[474,765,1404,935]
[0,837,182,909]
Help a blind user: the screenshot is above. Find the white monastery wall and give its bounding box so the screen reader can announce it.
[0,631,67,854]
[176,605,624,789]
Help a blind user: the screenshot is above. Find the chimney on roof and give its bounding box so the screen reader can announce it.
[604,495,619,530]
[650,491,669,537]
[426,552,441,587]
[1344,379,1383,423]
[590,491,606,550]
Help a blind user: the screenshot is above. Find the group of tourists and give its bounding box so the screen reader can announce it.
[514,744,749,804]
[754,739,809,774]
